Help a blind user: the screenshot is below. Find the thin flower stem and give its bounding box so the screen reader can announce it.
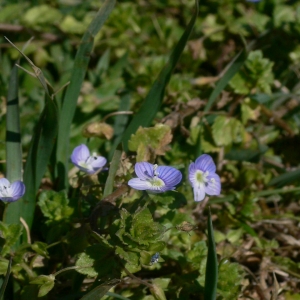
[46,241,62,249]
[53,266,83,277]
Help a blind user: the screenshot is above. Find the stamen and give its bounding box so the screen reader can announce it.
[153,164,159,176]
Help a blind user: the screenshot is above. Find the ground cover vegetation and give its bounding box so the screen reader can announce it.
[0,0,300,299]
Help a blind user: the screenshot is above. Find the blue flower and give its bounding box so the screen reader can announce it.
[150,252,160,265]
[189,154,221,202]
[70,144,107,174]
[0,178,25,202]
[128,162,182,193]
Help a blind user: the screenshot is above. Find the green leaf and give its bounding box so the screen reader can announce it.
[150,283,167,300]
[204,208,218,300]
[37,190,73,223]
[22,5,63,30]
[212,116,245,147]
[122,0,199,151]
[0,222,22,256]
[0,257,12,300]
[80,279,120,300]
[31,242,49,258]
[128,124,172,161]
[0,259,9,275]
[75,243,119,278]
[30,275,55,298]
[218,260,244,299]
[130,207,165,244]
[56,0,116,189]
[229,50,274,95]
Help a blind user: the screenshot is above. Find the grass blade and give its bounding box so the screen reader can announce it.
[103,148,122,197]
[109,91,131,159]
[268,169,300,187]
[3,38,58,227]
[121,0,199,151]
[56,0,116,189]
[204,207,218,300]
[3,63,23,225]
[0,257,12,300]
[21,94,59,228]
[204,50,247,113]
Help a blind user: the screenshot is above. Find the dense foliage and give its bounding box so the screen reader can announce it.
[1,0,300,299]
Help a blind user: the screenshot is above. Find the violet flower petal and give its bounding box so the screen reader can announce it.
[128,178,152,190]
[134,162,154,180]
[157,166,182,187]
[10,181,26,201]
[193,184,206,202]
[71,144,90,165]
[194,154,216,173]
[205,173,221,196]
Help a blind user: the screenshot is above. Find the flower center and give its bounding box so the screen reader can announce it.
[78,156,97,171]
[149,177,164,188]
[195,170,209,184]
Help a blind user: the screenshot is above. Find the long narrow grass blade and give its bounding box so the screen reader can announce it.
[56,0,116,189]
[109,91,131,159]
[80,279,120,300]
[103,149,122,197]
[121,0,199,151]
[204,207,218,300]
[204,50,247,113]
[21,94,59,228]
[3,63,23,225]
[0,257,12,300]
[268,169,300,187]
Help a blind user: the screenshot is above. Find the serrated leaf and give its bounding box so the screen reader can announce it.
[229,50,274,95]
[128,124,172,161]
[0,259,9,275]
[30,275,55,298]
[218,261,244,299]
[37,190,73,222]
[31,242,49,258]
[0,222,23,256]
[76,243,118,278]
[131,208,165,243]
[212,116,245,147]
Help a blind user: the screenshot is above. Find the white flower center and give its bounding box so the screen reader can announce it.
[0,185,12,198]
[78,156,97,171]
[195,170,209,185]
[149,177,165,189]
[143,164,165,190]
